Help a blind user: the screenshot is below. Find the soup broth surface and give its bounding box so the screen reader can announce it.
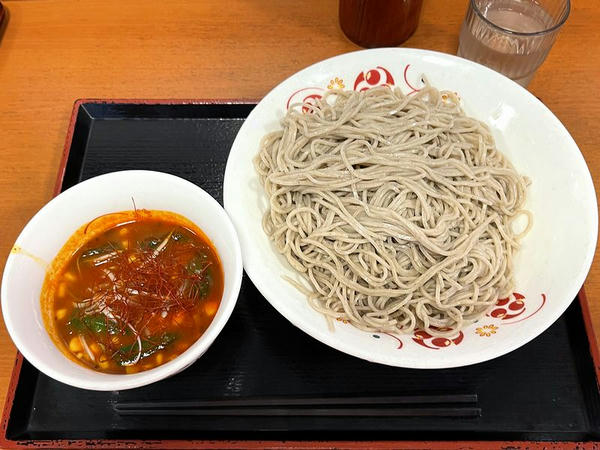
[41,210,224,374]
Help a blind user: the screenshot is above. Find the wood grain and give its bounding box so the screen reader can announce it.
[0,0,598,413]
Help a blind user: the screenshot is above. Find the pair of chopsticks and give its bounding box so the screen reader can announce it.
[114,394,480,418]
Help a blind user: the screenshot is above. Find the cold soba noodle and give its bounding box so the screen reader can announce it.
[255,85,530,336]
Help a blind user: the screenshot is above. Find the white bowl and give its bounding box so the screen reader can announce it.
[223,48,598,368]
[1,170,243,390]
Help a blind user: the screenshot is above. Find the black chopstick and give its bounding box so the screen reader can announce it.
[115,393,477,411]
[115,407,481,417]
[114,394,479,418]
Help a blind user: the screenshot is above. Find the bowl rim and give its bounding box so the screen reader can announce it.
[1,170,244,390]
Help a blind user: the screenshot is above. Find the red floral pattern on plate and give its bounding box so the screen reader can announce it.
[285,63,427,111]
[353,66,395,91]
[403,64,422,94]
[367,292,546,350]
[490,292,526,320]
[487,292,547,325]
[285,87,325,112]
[413,329,464,350]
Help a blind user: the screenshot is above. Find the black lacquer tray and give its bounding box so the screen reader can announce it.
[2,100,600,449]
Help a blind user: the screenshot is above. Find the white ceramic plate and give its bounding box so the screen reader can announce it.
[223,48,597,368]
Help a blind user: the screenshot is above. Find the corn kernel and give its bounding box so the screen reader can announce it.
[128,255,137,263]
[99,361,110,369]
[57,283,67,298]
[156,353,164,364]
[172,311,186,326]
[204,301,219,316]
[55,309,67,320]
[121,240,129,249]
[125,366,139,374]
[69,337,82,352]
[76,352,84,359]
[89,343,100,354]
[142,364,153,370]
[63,272,76,282]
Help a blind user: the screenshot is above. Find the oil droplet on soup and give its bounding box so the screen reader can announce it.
[41,210,224,374]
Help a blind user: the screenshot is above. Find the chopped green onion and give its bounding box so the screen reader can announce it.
[113,333,178,366]
[68,313,121,335]
[80,242,121,261]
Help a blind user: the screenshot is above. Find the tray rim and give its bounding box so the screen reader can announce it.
[2,98,599,449]
[0,1,7,42]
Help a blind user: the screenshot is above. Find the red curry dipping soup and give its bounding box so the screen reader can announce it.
[41,210,224,374]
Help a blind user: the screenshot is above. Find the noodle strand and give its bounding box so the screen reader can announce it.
[255,85,530,337]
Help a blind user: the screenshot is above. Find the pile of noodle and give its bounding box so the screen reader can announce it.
[254,85,530,337]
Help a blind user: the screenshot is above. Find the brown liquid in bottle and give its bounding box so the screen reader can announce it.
[339,0,423,48]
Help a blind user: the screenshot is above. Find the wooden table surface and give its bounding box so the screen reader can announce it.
[0,0,598,413]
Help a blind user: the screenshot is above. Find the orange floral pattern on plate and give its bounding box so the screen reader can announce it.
[476,324,499,337]
[327,77,345,89]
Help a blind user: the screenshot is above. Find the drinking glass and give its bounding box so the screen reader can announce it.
[458,0,570,87]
